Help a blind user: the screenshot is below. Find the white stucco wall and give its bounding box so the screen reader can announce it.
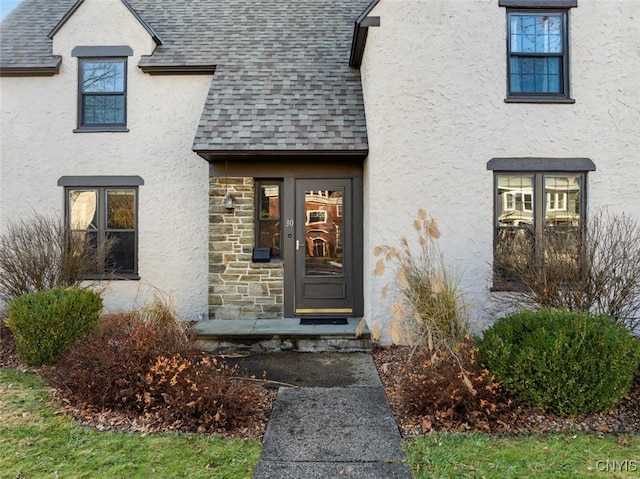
[0,0,212,319]
[361,0,640,336]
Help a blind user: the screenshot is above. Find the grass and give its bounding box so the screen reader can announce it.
[405,432,640,478]
[0,368,261,479]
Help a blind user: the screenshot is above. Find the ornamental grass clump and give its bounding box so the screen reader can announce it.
[373,209,468,354]
[478,309,640,415]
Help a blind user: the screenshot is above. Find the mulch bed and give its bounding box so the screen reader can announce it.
[2,324,638,438]
[372,345,640,437]
[0,323,276,440]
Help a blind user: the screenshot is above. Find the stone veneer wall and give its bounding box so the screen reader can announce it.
[208,177,284,319]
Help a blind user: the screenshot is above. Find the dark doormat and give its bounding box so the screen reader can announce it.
[300,317,349,325]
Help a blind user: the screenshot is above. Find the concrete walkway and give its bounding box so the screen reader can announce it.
[226,352,413,479]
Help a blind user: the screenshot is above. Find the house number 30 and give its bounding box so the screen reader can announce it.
[285,219,294,227]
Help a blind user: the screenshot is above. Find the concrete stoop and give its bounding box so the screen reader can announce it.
[190,318,371,353]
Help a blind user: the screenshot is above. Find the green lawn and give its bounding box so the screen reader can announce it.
[3,367,639,479]
[0,368,260,479]
[405,432,639,478]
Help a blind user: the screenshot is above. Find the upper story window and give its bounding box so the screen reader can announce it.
[500,1,577,103]
[72,46,133,132]
[80,59,126,127]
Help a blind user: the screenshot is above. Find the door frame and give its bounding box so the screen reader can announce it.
[294,178,353,315]
[210,160,363,318]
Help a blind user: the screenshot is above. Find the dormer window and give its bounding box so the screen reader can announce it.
[72,46,132,132]
[80,59,126,127]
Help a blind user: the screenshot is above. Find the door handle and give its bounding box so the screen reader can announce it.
[296,240,300,250]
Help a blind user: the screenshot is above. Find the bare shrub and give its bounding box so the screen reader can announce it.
[45,305,192,410]
[393,340,507,430]
[0,213,113,303]
[45,299,265,433]
[373,209,468,353]
[495,210,640,332]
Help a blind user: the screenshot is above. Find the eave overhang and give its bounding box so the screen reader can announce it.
[139,64,216,75]
[195,149,369,162]
[0,59,62,76]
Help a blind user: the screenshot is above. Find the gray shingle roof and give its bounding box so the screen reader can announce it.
[1,0,370,155]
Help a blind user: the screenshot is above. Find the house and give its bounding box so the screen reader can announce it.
[1,0,638,345]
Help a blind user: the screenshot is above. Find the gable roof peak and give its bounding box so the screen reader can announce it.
[47,0,163,44]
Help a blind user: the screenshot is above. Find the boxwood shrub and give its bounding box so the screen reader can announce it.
[478,309,640,415]
[5,287,102,366]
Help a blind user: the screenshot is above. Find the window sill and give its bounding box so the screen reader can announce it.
[74,126,129,133]
[84,273,140,281]
[490,283,527,293]
[504,97,575,104]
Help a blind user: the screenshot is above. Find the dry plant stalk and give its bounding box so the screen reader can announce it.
[374,209,469,358]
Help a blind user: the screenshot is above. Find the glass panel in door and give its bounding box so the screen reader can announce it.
[304,189,343,276]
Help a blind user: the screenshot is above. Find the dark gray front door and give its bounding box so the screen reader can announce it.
[294,179,353,315]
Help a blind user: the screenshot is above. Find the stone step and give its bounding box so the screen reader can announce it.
[190,318,371,353]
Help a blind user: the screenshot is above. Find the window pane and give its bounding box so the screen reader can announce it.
[510,14,563,54]
[259,184,280,219]
[495,227,534,282]
[106,189,135,229]
[82,61,125,93]
[107,231,135,273]
[497,176,534,226]
[69,190,98,230]
[83,95,125,125]
[510,56,562,93]
[545,176,581,226]
[304,189,343,276]
[258,221,280,257]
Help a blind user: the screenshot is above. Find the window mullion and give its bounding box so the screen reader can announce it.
[534,173,545,261]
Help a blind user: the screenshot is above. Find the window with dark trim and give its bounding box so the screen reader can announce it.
[501,1,577,103]
[72,46,132,132]
[255,180,282,259]
[487,158,594,288]
[78,58,127,129]
[59,176,142,278]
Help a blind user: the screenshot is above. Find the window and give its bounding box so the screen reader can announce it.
[307,210,327,225]
[72,46,132,132]
[79,59,126,128]
[487,157,595,287]
[256,181,282,259]
[59,176,142,278]
[501,1,576,102]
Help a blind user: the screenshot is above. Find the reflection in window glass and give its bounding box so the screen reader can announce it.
[494,171,585,286]
[69,190,98,230]
[507,12,566,95]
[107,190,135,229]
[545,176,580,226]
[304,189,343,276]
[66,186,137,275]
[80,59,126,126]
[256,181,281,258]
[497,176,534,227]
[260,185,280,219]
